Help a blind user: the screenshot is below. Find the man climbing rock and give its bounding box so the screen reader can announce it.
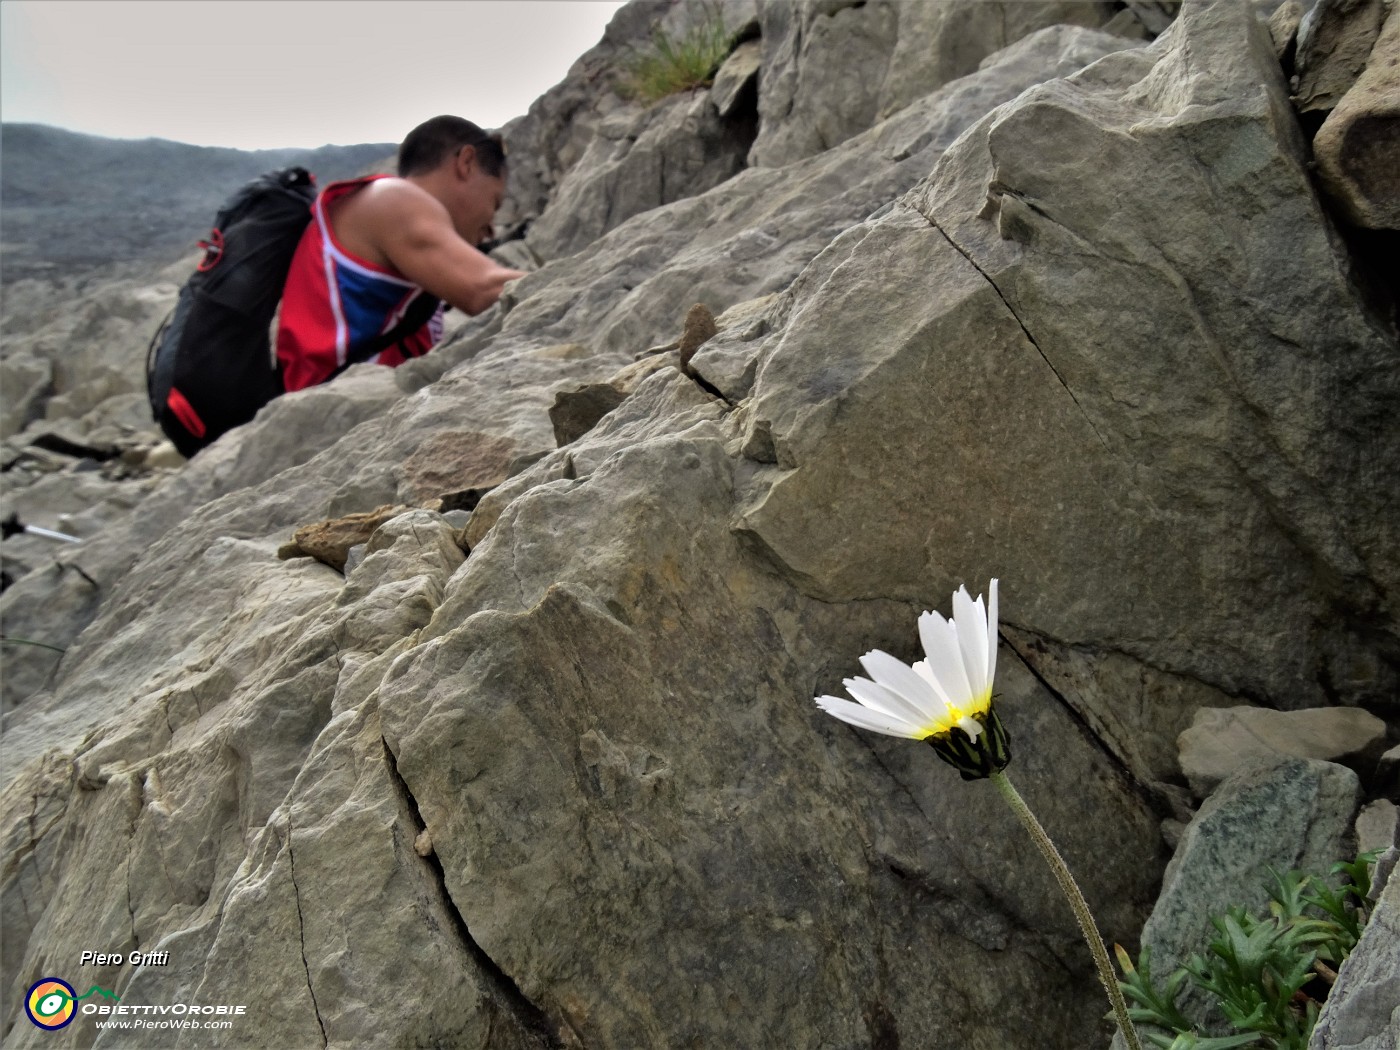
[276,115,526,392]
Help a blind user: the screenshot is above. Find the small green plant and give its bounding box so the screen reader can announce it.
[619,6,733,104]
[1115,851,1382,1050]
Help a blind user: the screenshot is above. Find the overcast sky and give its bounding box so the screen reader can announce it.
[0,1,629,150]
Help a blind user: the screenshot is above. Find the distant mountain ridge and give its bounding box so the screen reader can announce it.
[0,123,396,280]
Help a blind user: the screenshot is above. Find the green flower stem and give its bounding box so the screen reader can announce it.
[0,636,66,653]
[990,770,1142,1050]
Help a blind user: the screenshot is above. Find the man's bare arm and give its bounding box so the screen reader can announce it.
[362,182,525,315]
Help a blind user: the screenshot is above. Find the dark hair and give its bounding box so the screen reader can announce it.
[397,116,507,178]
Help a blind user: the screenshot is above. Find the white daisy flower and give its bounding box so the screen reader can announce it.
[816,579,1009,779]
[811,578,1140,1047]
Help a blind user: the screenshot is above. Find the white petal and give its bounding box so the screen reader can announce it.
[912,660,966,716]
[955,714,985,741]
[858,650,937,713]
[986,578,999,686]
[953,586,989,699]
[844,675,935,727]
[917,611,973,706]
[911,659,944,697]
[816,696,925,739]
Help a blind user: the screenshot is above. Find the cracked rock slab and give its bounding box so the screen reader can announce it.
[377,418,1161,1049]
[740,0,1400,710]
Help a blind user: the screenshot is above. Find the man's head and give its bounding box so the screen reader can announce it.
[398,116,508,247]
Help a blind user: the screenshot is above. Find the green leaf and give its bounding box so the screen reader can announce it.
[1267,867,1312,923]
[1116,945,1194,1033]
[1330,850,1382,904]
[1301,881,1361,943]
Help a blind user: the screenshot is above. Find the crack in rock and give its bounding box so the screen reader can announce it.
[286,823,329,1049]
[125,858,138,947]
[910,201,1113,456]
[381,738,571,1049]
[685,366,735,407]
[1000,628,1162,813]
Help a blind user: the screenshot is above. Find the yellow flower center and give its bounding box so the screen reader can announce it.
[919,686,993,741]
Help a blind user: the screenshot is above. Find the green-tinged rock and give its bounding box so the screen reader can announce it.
[1112,757,1361,1045]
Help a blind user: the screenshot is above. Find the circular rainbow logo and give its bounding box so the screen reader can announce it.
[26,978,77,1030]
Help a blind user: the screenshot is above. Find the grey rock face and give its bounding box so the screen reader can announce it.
[0,353,52,439]
[1294,0,1388,115]
[376,412,1164,1050]
[1268,0,1306,58]
[747,0,1121,168]
[0,15,1162,1050]
[504,0,768,264]
[549,381,628,446]
[2,2,1396,1049]
[710,38,761,118]
[748,0,899,167]
[0,265,181,429]
[1312,0,1400,229]
[525,90,755,262]
[1355,799,1399,858]
[493,0,677,242]
[1309,868,1400,1050]
[1178,706,1389,798]
[0,363,413,718]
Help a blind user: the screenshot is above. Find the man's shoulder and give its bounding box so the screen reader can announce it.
[341,176,441,221]
[329,177,447,267]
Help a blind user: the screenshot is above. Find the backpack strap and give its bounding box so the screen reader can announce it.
[330,292,442,379]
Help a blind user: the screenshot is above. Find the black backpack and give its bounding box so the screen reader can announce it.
[146,167,439,458]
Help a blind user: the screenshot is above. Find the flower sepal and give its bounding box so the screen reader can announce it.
[927,704,1011,781]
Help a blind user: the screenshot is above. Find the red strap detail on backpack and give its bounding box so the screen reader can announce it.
[196,228,225,272]
[166,388,207,439]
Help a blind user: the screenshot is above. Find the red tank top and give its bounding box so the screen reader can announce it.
[275,176,443,392]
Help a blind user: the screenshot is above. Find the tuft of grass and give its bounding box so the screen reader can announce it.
[619,6,733,105]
